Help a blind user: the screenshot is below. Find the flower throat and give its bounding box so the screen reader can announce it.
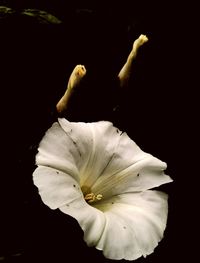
[81,185,103,204]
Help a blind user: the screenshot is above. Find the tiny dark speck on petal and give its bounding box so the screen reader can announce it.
[56,171,59,174]
[117,129,123,136]
[123,226,126,229]
[73,184,76,187]
[137,173,140,177]
[111,202,114,204]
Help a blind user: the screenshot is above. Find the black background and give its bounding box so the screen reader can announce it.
[0,0,194,262]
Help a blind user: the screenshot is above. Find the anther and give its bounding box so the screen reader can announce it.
[84,192,103,203]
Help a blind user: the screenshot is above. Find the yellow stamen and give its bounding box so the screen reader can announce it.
[84,192,103,203]
[96,194,103,200]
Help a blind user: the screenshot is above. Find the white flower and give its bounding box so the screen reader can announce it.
[33,118,173,261]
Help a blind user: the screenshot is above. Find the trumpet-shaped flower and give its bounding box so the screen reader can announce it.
[33,118,172,260]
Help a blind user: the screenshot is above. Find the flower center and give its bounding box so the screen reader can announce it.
[81,185,103,204]
[84,193,103,203]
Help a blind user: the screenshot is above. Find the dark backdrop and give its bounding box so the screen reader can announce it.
[0,1,192,262]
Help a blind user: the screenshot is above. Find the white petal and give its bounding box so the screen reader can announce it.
[57,118,93,179]
[92,130,149,181]
[93,190,168,260]
[33,166,84,209]
[58,118,121,187]
[36,122,81,182]
[33,165,106,246]
[58,118,166,194]
[91,131,172,197]
[59,199,106,247]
